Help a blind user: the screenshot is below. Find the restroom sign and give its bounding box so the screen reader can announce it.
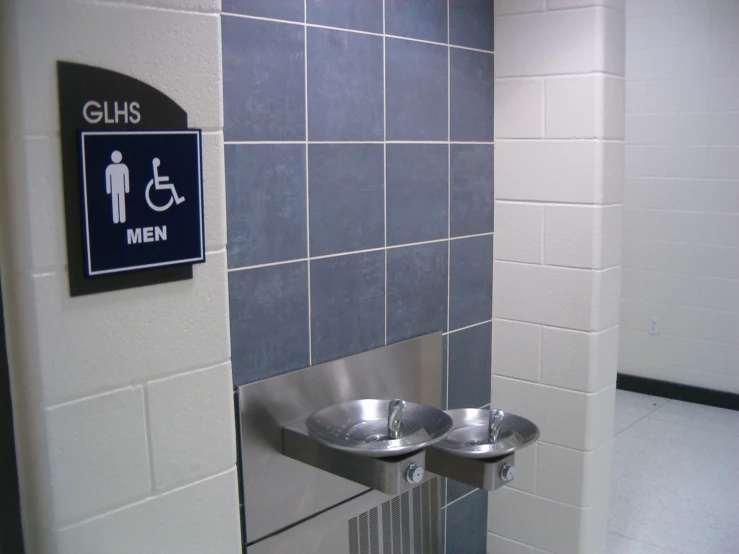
[79,130,204,276]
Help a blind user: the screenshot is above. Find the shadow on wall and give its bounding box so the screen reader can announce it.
[0,274,25,554]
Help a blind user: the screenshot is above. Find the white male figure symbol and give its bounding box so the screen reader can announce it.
[105,150,129,224]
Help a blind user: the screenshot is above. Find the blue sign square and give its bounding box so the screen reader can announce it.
[80,130,205,276]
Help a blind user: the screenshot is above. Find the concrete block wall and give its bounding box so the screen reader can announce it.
[0,1,241,553]
[621,0,739,394]
[490,1,625,553]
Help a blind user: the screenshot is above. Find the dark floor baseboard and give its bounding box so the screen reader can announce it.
[617,373,739,412]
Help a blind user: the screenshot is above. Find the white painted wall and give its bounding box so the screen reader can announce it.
[0,1,241,553]
[621,0,739,394]
[490,1,625,553]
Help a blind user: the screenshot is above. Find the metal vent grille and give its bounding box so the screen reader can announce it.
[348,477,442,554]
[349,518,359,554]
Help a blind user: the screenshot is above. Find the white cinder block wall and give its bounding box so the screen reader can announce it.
[489,1,625,553]
[621,0,739,394]
[0,1,241,553]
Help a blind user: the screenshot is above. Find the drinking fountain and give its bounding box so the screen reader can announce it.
[426,408,540,491]
[283,398,453,495]
[236,332,541,549]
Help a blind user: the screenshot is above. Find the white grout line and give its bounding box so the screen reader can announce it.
[225,231,495,274]
[443,319,493,336]
[444,6,452,548]
[444,487,479,509]
[449,230,494,241]
[312,140,384,144]
[227,258,308,272]
[221,11,306,26]
[310,246,386,261]
[387,236,448,250]
[382,0,388,345]
[446,4,452,340]
[445,0,452,455]
[224,140,494,145]
[221,11,494,54]
[224,141,307,145]
[451,44,495,55]
[442,501,448,554]
[304,0,312,366]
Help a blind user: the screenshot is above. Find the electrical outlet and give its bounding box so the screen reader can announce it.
[649,316,660,336]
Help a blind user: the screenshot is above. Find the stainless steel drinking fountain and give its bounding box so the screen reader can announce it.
[282,398,453,495]
[426,408,540,492]
[237,332,540,552]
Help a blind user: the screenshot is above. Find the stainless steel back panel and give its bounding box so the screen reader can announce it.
[237,333,443,543]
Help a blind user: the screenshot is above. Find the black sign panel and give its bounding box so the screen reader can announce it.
[57,61,204,296]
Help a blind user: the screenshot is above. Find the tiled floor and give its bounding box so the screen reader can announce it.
[607,390,739,554]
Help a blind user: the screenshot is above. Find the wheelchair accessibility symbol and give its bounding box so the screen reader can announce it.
[145,157,185,212]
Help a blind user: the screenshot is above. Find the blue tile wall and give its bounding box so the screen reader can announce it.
[448,322,492,410]
[386,144,448,246]
[386,38,448,141]
[449,0,495,52]
[387,242,448,344]
[450,48,495,142]
[307,0,383,33]
[385,0,448,43]
[307,28,383,141]
[229,262,310,385]
[447,478,476,504]
[222,3,494,547]
[225,145,307,268]
[451,145,495,237]
[310,252,385,365]
[309,144,384,256]
[449,234,494,330]
[222,17,305,141]
[445,490,488,554]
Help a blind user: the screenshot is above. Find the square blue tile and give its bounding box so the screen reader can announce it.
[310,252,385,365]
[307,28,383,141]
[450,145,494,237]
[385,0,447,43]
[307,0,382,33]
[445,490,488,554]
[449,0,495,51]
[387,242,448,344]
[386,38,448,141]
[223,17,305,141]
[308,144,384,256]
[447,479,476,504]
[450,49,494,142]
[448,322,491,410]
[222,0,303,22]
[229,262,310,385]
[386,144,448,246]
[226,145,306,268]
[449,235,493,330]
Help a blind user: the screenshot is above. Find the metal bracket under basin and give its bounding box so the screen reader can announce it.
[283,420,432,496]
[425,448,515,492]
